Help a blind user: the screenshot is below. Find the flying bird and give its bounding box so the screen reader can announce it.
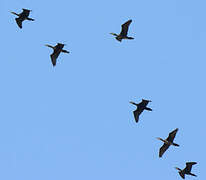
[157,128,179,158]
[130,99,152,123]
[175,162,197,179]
[11,9,34,29]
[110,19,134,42]
[45,43,69,66]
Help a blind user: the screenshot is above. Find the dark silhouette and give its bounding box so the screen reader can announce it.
[157,128,179,157]
[175,162,197,179]
[130,99,152,123]
[45,43,69,66]
[110,19,134,42]
[11,9,34,29]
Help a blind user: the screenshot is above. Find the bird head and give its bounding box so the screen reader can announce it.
[156,137,166,142]
[110,33,118,37]
[129,101,136,105]
[11,11,18,15]
[45,44,54,49]
[175,167,181,171]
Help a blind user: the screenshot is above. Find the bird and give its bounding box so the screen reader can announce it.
[175,162,197,179]
[110,19,134,42]
[45,43,69,66]
[130,99,152,123]
[11,9,34,29]
[157,128,179,158]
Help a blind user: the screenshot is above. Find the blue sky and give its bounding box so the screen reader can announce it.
[1,0,204,179]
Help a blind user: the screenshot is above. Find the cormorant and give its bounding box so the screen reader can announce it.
[175,162,197,179]
[11,9,34,29]
[110,19,134,42]
[130,99,152,123]
[45,43,69,66]
[157,128,179,158]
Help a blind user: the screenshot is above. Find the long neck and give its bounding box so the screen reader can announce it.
[45,45,54,49]
[11,12,19,16]
[111,33,118,37]
[175,167,182,172]
[130,102,138,106]
[157,137,167,143]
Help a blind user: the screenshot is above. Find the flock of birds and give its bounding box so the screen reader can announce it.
[11,8,197,179]
[130,99,197,179]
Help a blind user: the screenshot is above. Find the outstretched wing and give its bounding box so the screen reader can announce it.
[133,108,144,123]
[22,9,30,17]
[159,143,170,157]
[179,171,185,179]
[166,128,178,142]
[50,51,61,66]
[15,18,22,28]
[139,100,150,107]
[120,19,132,36]
[185,162,197,172]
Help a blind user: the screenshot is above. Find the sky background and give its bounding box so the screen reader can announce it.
[0,0,205,179]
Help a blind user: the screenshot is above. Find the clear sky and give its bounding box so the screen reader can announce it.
[1,0,204,179]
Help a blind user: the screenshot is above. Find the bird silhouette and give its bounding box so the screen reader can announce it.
[157,128,179,158]
[110,19,134,42]
[175,162,197,179]
[130,99,152,123]
[11,9,34,29]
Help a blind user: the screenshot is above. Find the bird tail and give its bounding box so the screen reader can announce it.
[26,17,34,21]
[189,173,197,177]
[172,143,179,147]
[145,107,152,111]
[61,49,70,53]
[127,37,134,40]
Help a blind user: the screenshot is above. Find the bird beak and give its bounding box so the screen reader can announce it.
[156,137,161,140]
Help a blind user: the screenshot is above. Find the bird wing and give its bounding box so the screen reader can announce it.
[159,143,170,157]
[50,50,61,66]
[139,100,149,107]
[22,9,30,17]
[166,128,178,142]
[120,19,132,36]
[133,108,144,123]
[15,18,22,28]
[185,162,197,172]
[179,171,185,179]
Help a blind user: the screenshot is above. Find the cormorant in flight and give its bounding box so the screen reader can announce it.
[110,19,134,42]
[157,128,179,157]
[130,99,152,123]
[11,9,34,29]
[175,162,197,179]
[45,43,69,66]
